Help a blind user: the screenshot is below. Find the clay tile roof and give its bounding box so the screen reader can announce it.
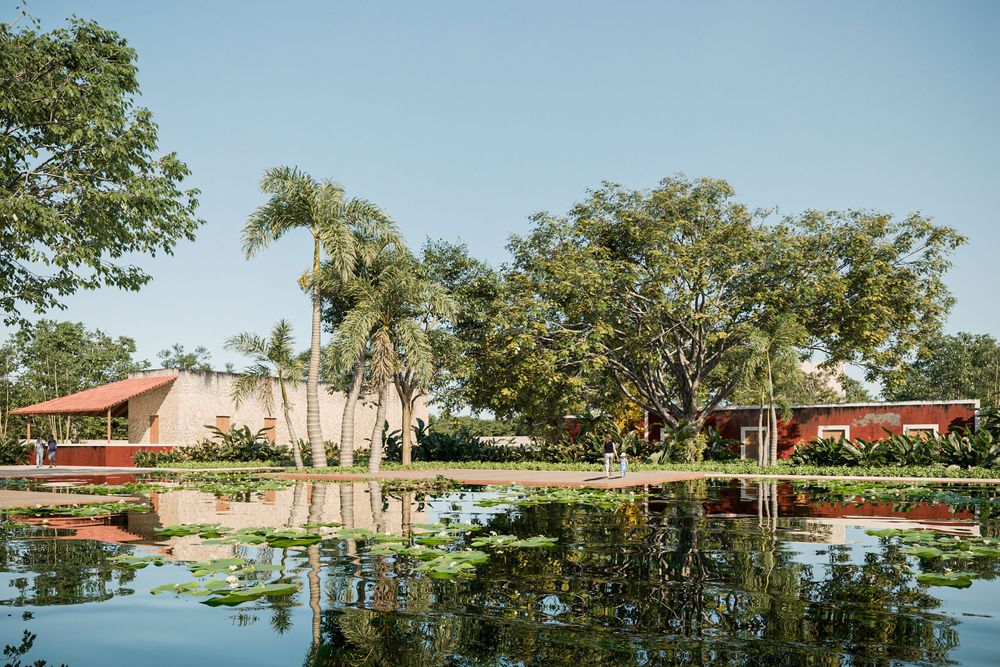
[9,375,176,417]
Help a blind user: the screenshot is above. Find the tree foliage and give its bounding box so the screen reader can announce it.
[0,12,202,323]
[1,319,147,440]
[474,176,963,433]
[884,332,1000,408]
[157,342,212,372]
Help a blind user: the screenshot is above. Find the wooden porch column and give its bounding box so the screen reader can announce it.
[106,409,111,444]
[25,416,30,445]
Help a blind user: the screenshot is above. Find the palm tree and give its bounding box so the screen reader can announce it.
[225,320,305,469]
[741,316,805,466]
[394,271,455,465]
[243,167,395,467]
[331,253,433,473]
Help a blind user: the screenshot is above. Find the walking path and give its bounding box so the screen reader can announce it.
[273,469,705,489]
[0,489,139,510]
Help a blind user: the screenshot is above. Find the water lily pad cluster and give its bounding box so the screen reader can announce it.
[866,527,1000,588]
[111,554,168,569]
[474,487,650,509]
[156,523,327,548]
[150,557,298,606]
[14,501,151,518]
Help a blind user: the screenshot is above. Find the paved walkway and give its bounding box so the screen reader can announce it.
[273,469,705,489]
[0,489,138,509]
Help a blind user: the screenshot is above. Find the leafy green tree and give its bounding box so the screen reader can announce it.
[494,175,963,434]
[884,332,1000,408]
[0,12,202,324]
[4,320,146,440]
[225,320,306,469]
[422,241,620,437]
[244,166,395,468]
[156,343,212,371]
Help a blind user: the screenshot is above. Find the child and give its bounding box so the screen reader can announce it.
[619,451,628,477]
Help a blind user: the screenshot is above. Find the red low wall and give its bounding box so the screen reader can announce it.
[17,444,178,467]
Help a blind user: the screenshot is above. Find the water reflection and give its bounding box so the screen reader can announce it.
[1,478,999,666]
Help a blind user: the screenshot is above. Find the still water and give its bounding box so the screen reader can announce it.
[1,476,999,666]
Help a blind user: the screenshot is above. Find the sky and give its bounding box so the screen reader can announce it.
[7,0,1000,372]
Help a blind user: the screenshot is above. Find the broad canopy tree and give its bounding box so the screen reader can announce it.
[1,13,201,323]
[487,176,964,436]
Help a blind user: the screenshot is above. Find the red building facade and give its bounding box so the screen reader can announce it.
[647,400,980,460]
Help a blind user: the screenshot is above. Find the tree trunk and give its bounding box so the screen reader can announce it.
[766,351,778,466]
[368,480,385,533]
[279,378,304,469]
[757,398,765,467]
[307,236,326,468]
[339,355,364,467]
[306,482,327,648]
[397,381,416,466]
[367,383,390,474]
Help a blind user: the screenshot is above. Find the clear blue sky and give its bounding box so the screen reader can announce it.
[10,0,1000,370]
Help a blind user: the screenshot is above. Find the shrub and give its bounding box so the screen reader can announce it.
[790,428,1000,469]
[0,437,27,465]
[131,425,290,467]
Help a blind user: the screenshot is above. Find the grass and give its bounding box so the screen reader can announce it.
[277,460,1000,479]
[155,461,282,470]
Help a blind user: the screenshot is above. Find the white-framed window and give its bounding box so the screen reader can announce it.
[903,424,939,439]
[740,426,768,460]
[818,425,851,441]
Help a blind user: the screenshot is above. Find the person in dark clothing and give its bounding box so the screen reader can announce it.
[46,437,57,468]
[603,434,618,478]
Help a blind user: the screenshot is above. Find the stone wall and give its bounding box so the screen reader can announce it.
[126,369,427,447]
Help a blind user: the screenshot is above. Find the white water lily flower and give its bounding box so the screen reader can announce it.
[226,575,238,583]
[228,565,238,571]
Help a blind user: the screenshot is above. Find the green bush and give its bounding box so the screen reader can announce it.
[790,428,1000,469]
[0,437,27,465]
[132,425,290,467]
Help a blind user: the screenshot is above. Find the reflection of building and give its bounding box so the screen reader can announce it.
[647,400,979,460]
[10,369,427,466]
[695,480,980,544]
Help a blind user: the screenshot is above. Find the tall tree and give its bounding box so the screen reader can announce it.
[243,166,395,468]
[330,252,433,473]
[4,320,146,440]
[492,176,964,435]
[884,332,1000,408]
[0,12,202,324]
[225,320,306,469]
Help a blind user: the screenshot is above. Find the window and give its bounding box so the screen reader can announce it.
[216,416,230,432]
[264,417,277,443]
[818,425,851,441]
[904,424,939,439]
[740,426,768,460]
[149,415,159,444]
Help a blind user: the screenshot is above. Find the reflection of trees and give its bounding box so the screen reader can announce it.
[0,533,137,606]
[304,480,963,666]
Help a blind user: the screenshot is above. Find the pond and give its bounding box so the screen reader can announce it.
[1,475,999,666]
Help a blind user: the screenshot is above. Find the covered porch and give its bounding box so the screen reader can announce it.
[8,376,178,465]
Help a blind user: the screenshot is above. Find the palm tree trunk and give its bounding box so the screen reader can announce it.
[367,383,390,474]
[279,378,304,469]
[307,235,326,468]
[398,381,415,466]
[339,355,364,467]
[766,351,778,466]
[757,398,765,467]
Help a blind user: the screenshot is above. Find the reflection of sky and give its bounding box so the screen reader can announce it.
[424,486,521,526]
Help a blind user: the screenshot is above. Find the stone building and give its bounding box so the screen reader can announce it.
[126,368,424,446]
[10,368,427,465]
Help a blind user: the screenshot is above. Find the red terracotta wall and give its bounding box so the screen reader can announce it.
[39,445,179,467]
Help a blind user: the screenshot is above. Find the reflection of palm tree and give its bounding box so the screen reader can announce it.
[306,483,328,648]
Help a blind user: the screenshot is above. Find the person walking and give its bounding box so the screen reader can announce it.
[34,437,45,468]
[46,437,57,468]
[619,450,629,477]
[603,434,618,478]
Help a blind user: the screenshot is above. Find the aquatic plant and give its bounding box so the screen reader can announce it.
[866,527,1000,588]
